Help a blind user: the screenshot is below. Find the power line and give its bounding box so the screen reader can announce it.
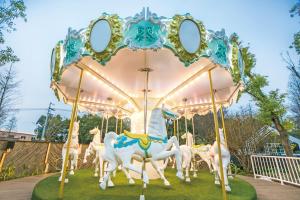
[10,107,72,112]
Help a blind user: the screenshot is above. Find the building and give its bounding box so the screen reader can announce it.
[0,130,36,141]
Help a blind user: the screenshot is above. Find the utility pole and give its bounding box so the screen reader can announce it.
[41,102,55,141]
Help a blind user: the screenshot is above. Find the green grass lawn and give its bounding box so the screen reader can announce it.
[32,169,256,200]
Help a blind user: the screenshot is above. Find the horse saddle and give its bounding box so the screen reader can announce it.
[123,130,151,150]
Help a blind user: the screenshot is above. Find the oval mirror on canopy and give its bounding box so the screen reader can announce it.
[90,19,112,53]
[238,49,245,78]
[50,47,56,76]
[179,19,201,54]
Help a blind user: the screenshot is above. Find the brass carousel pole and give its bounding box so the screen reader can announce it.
[191,115,195,145]
[176,118,179,142]
[100,112,105,143]
[120,117,123,134]
[139,61,152,200]
[191,114,197,177]
[183,98,188,145]
[208,69,227,200]
[105,114,109,134]
[220,105,228,147]
[173,119,176,137]
[115,116,118,134]
[59,69,84,199]
[220,104,232,177]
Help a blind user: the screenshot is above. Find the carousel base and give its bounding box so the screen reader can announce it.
[32,169,257,200]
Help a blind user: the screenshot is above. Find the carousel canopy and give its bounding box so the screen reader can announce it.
[50,8,245,118]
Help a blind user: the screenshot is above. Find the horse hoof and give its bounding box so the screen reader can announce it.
[225,185,231,192]
[143,183,147,188]
[129,179,135,185]
[65,178,69,183]
[94,173,98,177]
[164,180,170,186]
[215,180,220,185]
[142,171,149,184]
[58,176,62,182]
[185,177,191,182]
[99,182,106,190]
[176,172,184,180]
[83,159,87,163]
[229,175,234,179]
[69,171,74,175]
[193,173,197,178]
[108,180,114,187]
[139,195,145,200]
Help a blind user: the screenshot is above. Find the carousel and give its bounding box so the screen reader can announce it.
[32,8,256,200]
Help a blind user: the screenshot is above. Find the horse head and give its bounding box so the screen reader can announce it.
[72,121,80,136]
[147,107,178,138]
[89,127,100,135]
[218,128,225,145]
[181,132,193,139]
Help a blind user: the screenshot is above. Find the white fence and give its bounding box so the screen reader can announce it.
[251,155,300,186]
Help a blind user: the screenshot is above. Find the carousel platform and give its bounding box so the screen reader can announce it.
[32,169,256,200]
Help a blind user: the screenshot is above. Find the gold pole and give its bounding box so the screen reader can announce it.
[220,104,232,177]
[185,117,188,145]
[0,149,10,172]
[120,118,123,134]
[191,115,197,175]
[220,105,228,147]
[100,113,105,143]
[115,117,118,134]
[44,142,51,173]
[173,120,176,137]
[105,115,109,133]
[176,119,179,142]
[192,116,195,145]
[58,69,84,199]
[208,70,227,200]
[183,98,188,145]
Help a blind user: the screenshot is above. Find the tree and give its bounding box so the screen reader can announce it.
[35,114,69,142]
[0,64,19,127]
[240,46,294,156]
[5,115,16,132]
[287,65,300,128]
[77,114,102,144]
[0,0,26,66]
[284,1,300,128]
[290,0,300,55]
[225,105,265,173]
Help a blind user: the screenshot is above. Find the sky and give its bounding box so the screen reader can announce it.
[3,0,299,133]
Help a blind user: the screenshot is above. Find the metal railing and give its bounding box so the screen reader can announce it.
[251,155,300,186]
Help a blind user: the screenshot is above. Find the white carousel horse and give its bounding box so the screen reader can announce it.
[83,127,135,185]
[99,108,184,190]
[83,127,103,178]
[209,128,231,192]
[163,132,194,182]
[192,144,213,173]
[162,144,193,182]
[59,121,81,183]
[181,132,194,147]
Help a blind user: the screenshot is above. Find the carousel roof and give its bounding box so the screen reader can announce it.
[50,8,245,118]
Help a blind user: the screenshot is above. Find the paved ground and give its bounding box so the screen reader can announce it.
[0,174,52,200]
[239,175,300,200]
